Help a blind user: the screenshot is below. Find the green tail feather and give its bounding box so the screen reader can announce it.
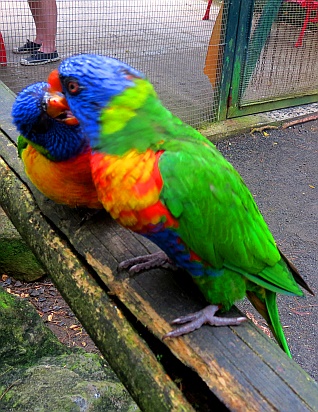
[246,289,292,358]
[265,290,292,358]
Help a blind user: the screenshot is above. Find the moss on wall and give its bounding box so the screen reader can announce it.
[0,207,45,281]
[0,287,139,411]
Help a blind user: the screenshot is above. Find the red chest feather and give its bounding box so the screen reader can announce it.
[91,149,178,231]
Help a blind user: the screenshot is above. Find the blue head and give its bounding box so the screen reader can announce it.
[12,82,87,161]
[57,54,145,146]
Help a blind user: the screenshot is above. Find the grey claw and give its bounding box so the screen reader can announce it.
[163,305,247,339]
[118,251,176,274]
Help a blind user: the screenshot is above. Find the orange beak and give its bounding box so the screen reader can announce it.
[47,69,63,92]
[45,69,79,126]
[45,92,79,126]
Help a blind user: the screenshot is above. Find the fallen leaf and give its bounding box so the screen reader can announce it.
[246,312,272,337]
[47,314,54,322]
[289,309,310,316]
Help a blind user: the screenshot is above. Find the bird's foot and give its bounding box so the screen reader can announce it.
[118,251,177,274]
[163,305,247,338]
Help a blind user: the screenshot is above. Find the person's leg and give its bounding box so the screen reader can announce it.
[28,0,57,52]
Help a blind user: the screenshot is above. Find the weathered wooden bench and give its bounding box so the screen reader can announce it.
[0,81,317,411]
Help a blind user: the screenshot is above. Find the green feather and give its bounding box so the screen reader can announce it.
[17,135,28,159]
[97,79,207,156]
[158,142,280,273]
[265,290,292,357]
[226,258,304,297]
[17,134,54,160]
[247,289,292,357]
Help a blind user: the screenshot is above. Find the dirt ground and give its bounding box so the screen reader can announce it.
[0,274,99,355]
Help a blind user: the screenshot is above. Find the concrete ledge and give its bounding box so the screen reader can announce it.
[199,102,318,142]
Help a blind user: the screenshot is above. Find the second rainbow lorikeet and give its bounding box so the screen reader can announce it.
[12,80,102,209]
[48,54,313,357]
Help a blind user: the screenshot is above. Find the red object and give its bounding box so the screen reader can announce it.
[47,69,63,92]
[0,31,7,66]
[203,0,213,20]
[295,0,318,47]
[286,0,318,47]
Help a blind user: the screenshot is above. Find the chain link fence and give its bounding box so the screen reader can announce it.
[241,0,318,106]
[0,0,227,127]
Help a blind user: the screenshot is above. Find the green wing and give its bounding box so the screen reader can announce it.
[158,137,302,297]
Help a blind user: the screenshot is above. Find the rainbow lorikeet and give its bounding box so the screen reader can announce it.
[49,54,313,357]
[11,80,102,209]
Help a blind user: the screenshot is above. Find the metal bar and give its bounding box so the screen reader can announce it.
[216,0,248,120]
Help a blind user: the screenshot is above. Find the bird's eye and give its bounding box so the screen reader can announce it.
[41,100,47,111]
[67,81,81,95]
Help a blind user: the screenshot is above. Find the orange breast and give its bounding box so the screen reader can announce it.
[91,149,178,231]
[22,145,102,209]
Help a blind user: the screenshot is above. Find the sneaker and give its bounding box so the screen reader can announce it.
[13,39,41,54]
[20,51,60,66]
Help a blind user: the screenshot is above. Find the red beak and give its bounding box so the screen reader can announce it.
[47,69,63,92]
[46,69,79,126]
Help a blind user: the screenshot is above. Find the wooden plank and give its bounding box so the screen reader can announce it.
[1,81,318,411]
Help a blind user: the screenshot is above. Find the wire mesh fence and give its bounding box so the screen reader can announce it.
[240,0,318,106]
[2,1,316,125]
[0,0,227,127]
